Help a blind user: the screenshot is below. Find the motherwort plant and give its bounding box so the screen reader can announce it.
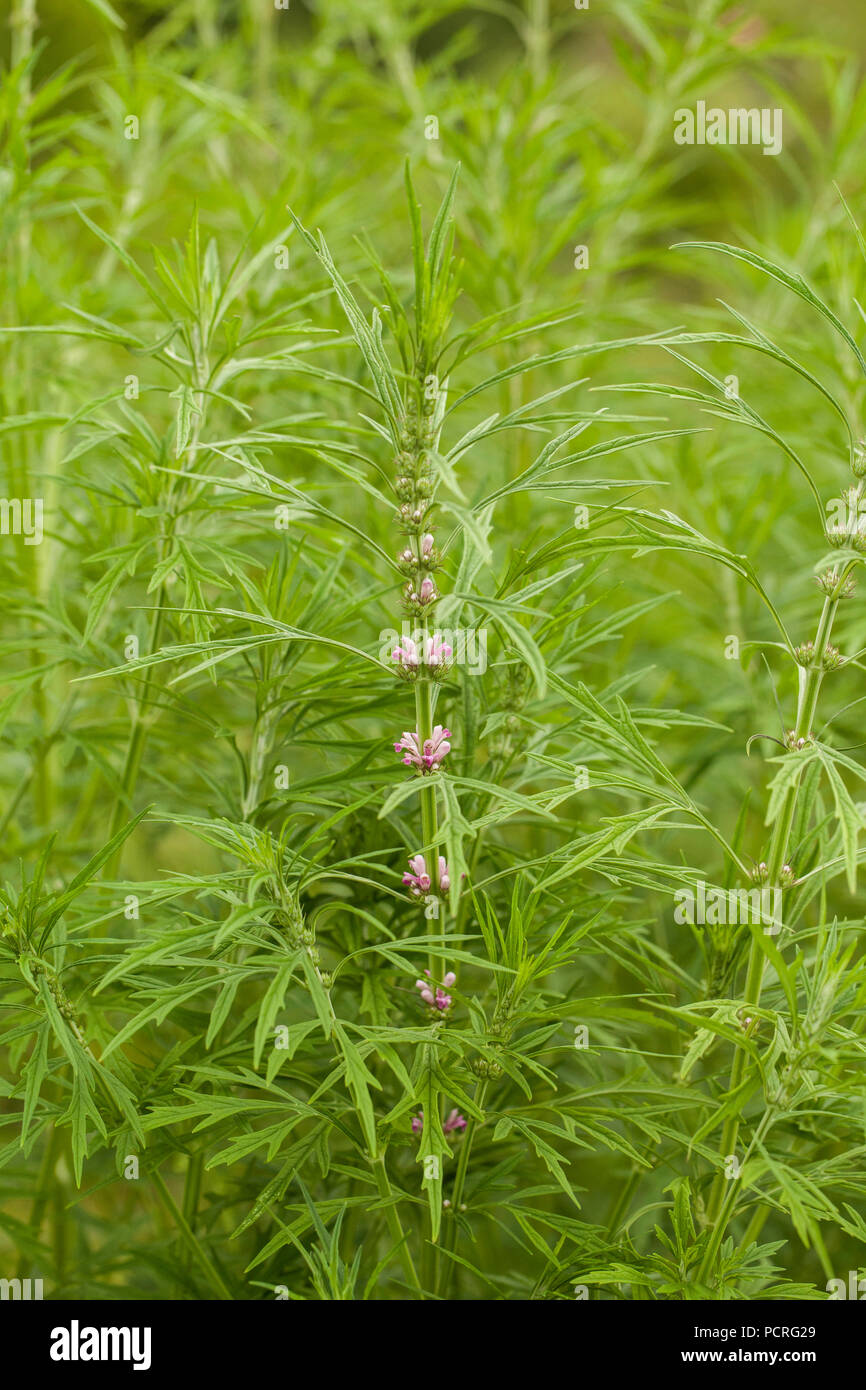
[286,167,631,1255]
[6,0,866,1306]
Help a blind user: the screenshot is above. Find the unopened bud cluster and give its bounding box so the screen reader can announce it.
[390,395,453,678]
[784,730,814,751]
[747,860,793,887]
[38,964,73,1017]
[468,988,515,1078]
[393,401,441,581]
[26,958,86,1038]
[815,567,856,599]
[793,641,842,670]
[275,901,323,969]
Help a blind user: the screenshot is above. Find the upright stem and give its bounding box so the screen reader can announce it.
[372,1152,423,1295]
[437,1078,489,1296]
[415,674,441,975]
[175,1149,204,1291]
[8,2,52,828]
[17,1119,60,1279]
[525,0,550,88]
[699,588,843,1282]
[104,339,207,874]
[152,1170,233,1300]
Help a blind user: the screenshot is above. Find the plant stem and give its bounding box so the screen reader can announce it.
[17,1120,60,1279]
[699,588,842,1281]
[372,1153,424,1296]
[104,338,206,874]
[175,1150,204,1290]
[415,674,440,975]
[698,1107,775,1286]
[437,1078,488,1296]
[152,1169,233,1300]
[103,592,166,876]
[525,0,550,88]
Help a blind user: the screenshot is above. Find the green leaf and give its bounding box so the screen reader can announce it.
[815,745,861,892]
[253,957,300,1069]
[333,1023,380,1154]
[171,384,203,458]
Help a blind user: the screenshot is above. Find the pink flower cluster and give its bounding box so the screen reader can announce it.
[394,725,451,774]
[411,1108,467,1136]
[404,575,438,611]
[398,533,437,570]
[390,633,452,674]
[415,967,456,1012]
[403,854,451,897]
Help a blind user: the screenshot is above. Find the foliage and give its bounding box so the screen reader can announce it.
[2,0,866,1301]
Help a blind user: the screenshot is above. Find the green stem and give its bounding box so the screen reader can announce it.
[740,1202,770,1251]
[104,335,206,874]
[152,1169,233,1300]
[699,590,841,1282]
[699,1108,775,1287]
[437,1079,489,1297]
[104,593,166,876]
[415,675,441,975]
[372,1153,424,1296]
[175,1150,204,1290]
[605,1162,644,1240]
[525,0,550,88]
[17,1121,60,1279]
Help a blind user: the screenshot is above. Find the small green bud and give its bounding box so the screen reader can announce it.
[815,568,855,598]
[822,644,842,671]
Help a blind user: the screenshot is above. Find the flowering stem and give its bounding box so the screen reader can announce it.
[415,674,441,975]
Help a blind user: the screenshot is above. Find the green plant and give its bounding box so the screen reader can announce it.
[3,0,866,1304]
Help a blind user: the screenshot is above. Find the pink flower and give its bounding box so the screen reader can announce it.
[424,635,452,668]
[390,633,452,678]
[391,636,420,670]
[403,854,432,896]
[403,855,451,899]
[404,574,439,610]
[414,967,456,1012]
[420,533,435,561]
[394,725,451,773]
[411,1108,466,1136]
